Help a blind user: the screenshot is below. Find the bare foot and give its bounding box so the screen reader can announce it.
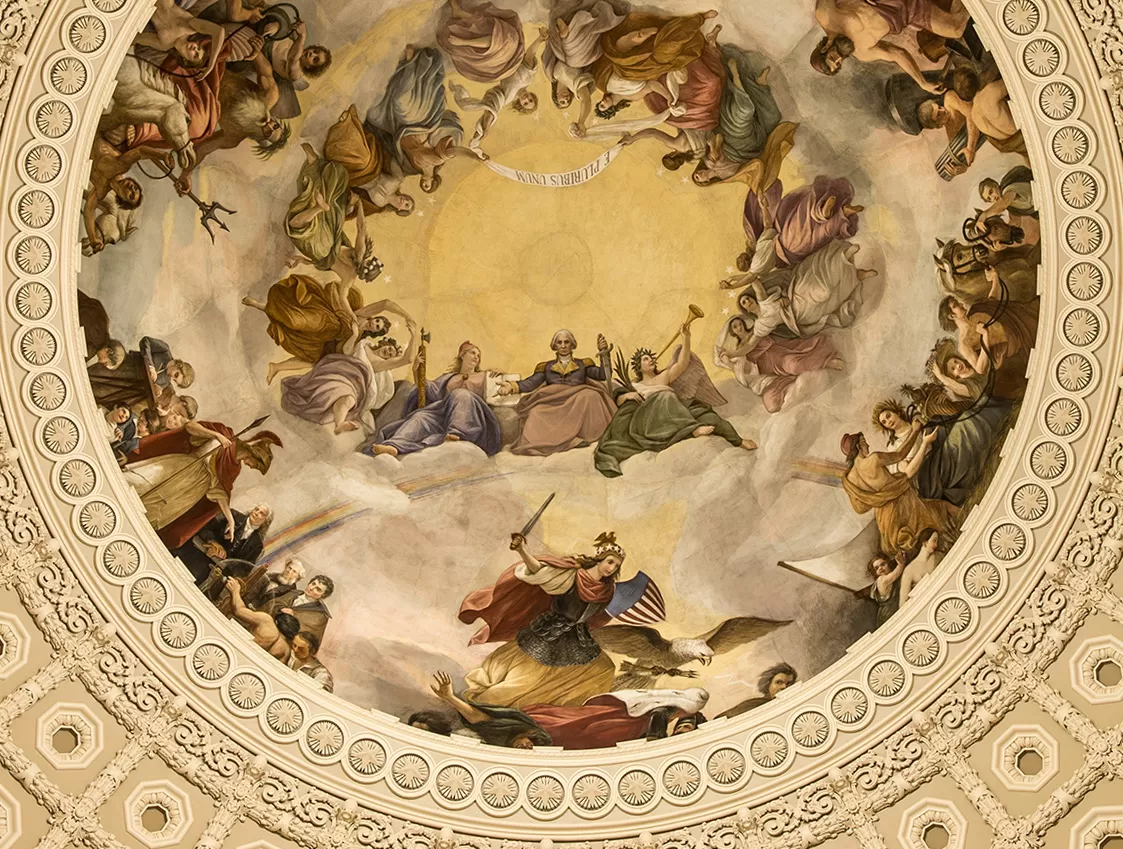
[242,296,265,310]
[757,66,771,86]
[844,242,861,261]
[740,439,758,451]
[858,268,879,281]
[827,357,845,371]
[844,204,864,215]
[370,444,398,457]
[266,363,278,385]
[445,433,461,442]
[334,421,359,434]
[692,425,716,438]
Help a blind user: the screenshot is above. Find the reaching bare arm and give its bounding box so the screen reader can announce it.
[664,326,693,384]
[864,42,939,93]
[252,52,280,110]
[901,429,938,479]
[508,534,544,573]
[931,363,973,399]
[286,20,308,80]
[430,672,490,724]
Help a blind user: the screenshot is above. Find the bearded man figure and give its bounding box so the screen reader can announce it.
[811,0,970,93]
[173,52,291,195]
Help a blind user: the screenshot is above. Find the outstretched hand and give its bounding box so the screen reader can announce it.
[431,671,454,700]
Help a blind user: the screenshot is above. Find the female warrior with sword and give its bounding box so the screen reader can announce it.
[457,494,665,709]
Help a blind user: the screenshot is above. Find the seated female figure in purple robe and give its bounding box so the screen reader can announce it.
[740,176,863,270]
[365,341,501,458]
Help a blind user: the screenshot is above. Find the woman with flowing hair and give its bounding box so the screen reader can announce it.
[365,341,503,457]
[457,532,627,708]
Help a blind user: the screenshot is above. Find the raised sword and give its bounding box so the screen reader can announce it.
[510,492,555,549]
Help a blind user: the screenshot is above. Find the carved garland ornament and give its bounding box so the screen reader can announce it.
[0,0,1122,844]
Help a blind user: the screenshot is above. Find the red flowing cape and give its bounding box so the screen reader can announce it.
[524,696,685,750]
[458,556,613,646]
[127,422,240,550]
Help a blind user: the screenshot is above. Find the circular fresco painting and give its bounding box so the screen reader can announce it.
[78,0,1040,750]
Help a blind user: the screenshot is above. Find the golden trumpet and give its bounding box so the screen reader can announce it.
[655,304,705,360]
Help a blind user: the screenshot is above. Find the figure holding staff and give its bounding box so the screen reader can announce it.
[594,305,757,477]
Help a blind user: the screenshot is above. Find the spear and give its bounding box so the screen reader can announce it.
[140,415,272,505]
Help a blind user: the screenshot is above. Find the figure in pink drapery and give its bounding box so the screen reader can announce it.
[742,176,861,268]
[643,40,724,130]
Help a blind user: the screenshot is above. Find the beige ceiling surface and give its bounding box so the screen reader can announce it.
[1,0,1123,846]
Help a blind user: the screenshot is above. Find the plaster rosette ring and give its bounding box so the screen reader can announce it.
[27,92,77,144]
[341,737,388,784]
[659,758,705,806]
[35,701,103,770]
[6,278,55,324]
[986,520,1032,566]
[746,728,793,777]
[389,751,434,799]
[998,0,1045,39]
[477,770,521,817]
[221,669,271,718]
[299,717,347,766]
[187,641,233,688]
[931,594,978,643]
[788,708,836,755]
[864,656,913,706]
[899,798,968,849]
[1059,304,1108,355]
[124,781,192,849]
[1055,164,1106,214]
[1071,807,1123,849]
[827,684,873,732]
[10,183,59,231]
[959,560,1007,607]
[1070,635,1123,705]
[1049,122,1098,169]
[1025,437,1074,486]
[615,767,660,812]
[40,50,90,98]
[95,537,143,584]
[124,573,169,620]
[432,761,478,811]
[0,612,31,681]
[992,724,1059,792]
[259,695,307,743]
[899,628,947,674]
[524,771,569,820]
[1051,349,1100,399]
[569,771,615,818]
[152,608,199,656]
[1009,478,1055,528]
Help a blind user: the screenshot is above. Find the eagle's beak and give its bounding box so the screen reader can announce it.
[701,656,712,666]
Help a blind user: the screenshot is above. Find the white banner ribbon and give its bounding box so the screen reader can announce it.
[484,143,623,188]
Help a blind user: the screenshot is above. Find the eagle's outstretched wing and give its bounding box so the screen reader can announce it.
[697,617,792,656]
[593,624,674,664]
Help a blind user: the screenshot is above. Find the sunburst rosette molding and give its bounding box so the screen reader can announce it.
[0,0,1121,841]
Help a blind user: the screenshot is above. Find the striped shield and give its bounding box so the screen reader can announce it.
[606,571,666,626]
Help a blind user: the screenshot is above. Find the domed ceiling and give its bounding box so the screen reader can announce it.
[0,0,1121,845]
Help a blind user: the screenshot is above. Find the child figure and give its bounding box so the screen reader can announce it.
[899,529,943,605]
[868,552,905,630]
[104,404,139,464]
